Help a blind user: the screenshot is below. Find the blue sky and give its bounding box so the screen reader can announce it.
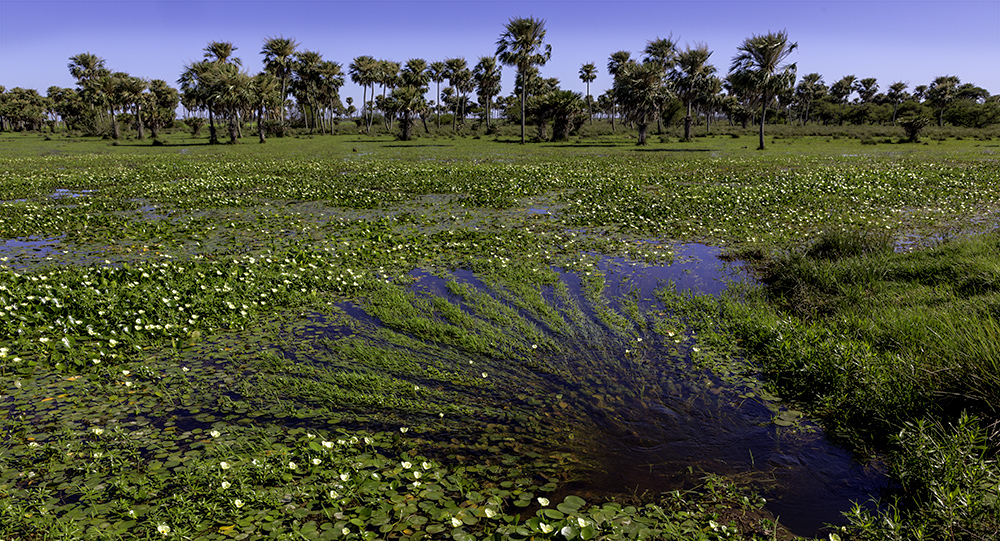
[2,0,998,104]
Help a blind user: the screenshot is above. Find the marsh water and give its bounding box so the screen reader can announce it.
[399,244,889,537]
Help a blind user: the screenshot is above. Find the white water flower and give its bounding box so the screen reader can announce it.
[481,372,488,378]
[233,499,244,508]
[210,429,221,438]
[322,440,333,449]
[577,517,590,527]
[450,517,462,528]
[537,497,550,507]
[312,458,322,466]
[220,461,231,470]
[539,522,554,534]
[422,461,432,470]
[157,523,170,535]
[485,507,497,518]
[340,472,350,481]
[221,481,231,489]
[401,461,412,469]
[91,428,104,436]
[399,427,409,434]
[288,461,297,470]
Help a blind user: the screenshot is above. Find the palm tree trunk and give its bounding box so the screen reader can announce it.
[520,68,526,144]
[684,101,693,141]
[758,99,766,150]
[435,81,441,129]
[208,109,218,144]
[258,108,267,143]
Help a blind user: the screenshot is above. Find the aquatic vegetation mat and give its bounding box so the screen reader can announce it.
[2,145,999,539]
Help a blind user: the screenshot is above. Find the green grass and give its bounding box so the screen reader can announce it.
[2,131,1000,539]
[719,229,1000,539]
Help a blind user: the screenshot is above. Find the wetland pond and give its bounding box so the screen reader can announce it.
[312,243,889,537]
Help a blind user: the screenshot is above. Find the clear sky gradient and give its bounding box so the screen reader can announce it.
[2,0,999,104]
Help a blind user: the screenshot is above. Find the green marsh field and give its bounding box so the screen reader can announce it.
[2,131,999,540]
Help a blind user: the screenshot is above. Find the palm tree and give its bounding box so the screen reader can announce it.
[606,50,632,79]
[145,79,178,139]
[204,41,241,66]
[643,37,678,71]
[795,73,825,125]
[318,61,345,132]
[857,77,878,103]
[293,50,324,132]
[670,44,715,141]
[68,52,109,131]
[887,81,908,124]
[248,72,281,143]
[578,62,597,124]
[643,37,678,133]
[729,30,797,150]
[830,75,857,104]
[179,60,220,143]
[376,60,401,129]
[208,63,251,144]
[473,56,502,131]
[68,52,108,88]
[927,75,961,127]
[496,16,552,144]
[349,55,378,133]
[260,36,299,122]
[428,61,447,129]
[445,57,470,130]
[118,75,148,139]
[613,60,664,145]
[606,51,632,129]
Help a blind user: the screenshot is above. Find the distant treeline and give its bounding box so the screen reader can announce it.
[1,19,997,146]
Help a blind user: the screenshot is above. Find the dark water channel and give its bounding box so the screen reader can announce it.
[403,244,889,537]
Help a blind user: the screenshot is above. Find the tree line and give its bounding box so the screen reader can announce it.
[1,18,997,148]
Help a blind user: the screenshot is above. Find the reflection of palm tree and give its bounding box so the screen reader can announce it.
[729,30,797,150]
[496,16,551,144]
[578,63,597,124]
